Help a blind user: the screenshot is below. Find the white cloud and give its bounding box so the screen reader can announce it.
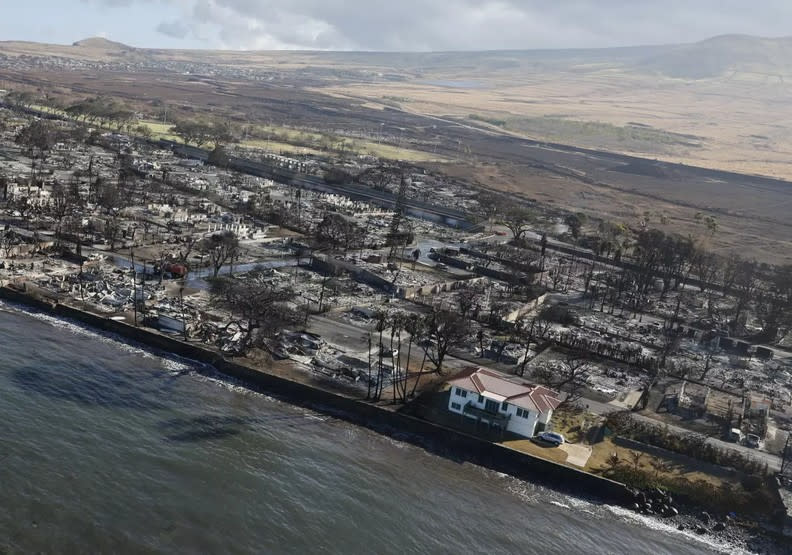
[86,0,792,51]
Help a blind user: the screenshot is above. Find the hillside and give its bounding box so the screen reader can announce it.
[3,34,792,79]
[638,34,792,78]
[72,37,134,51]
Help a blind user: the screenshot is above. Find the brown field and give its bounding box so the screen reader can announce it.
[322,70,792,180]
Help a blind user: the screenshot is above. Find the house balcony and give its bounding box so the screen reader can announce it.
[463,402,510,429]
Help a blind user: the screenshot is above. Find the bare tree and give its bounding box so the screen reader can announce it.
[699,343,719,380]
[421,309,470,374]
[208,267,298,354]
[515,314,553,376]
[201,231,240,278]
[103,213,122,251]
[456,287,481,320]
[48,181,78,248]
[533,352,592,406]
[176,235,199,277]
[732,258,759,326]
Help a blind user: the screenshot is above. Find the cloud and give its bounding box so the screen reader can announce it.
[156,20,190,39]
[95,0,792,50]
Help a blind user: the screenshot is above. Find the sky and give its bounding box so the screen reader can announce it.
[1,0,791,51]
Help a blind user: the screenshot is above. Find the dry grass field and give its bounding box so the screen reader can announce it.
[321,69,792,180]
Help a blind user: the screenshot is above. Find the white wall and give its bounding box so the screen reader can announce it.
[447,386,543,438]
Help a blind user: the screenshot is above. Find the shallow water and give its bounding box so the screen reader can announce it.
[0,304,750,554]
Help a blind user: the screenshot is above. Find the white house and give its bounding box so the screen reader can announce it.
[446,367,561,438]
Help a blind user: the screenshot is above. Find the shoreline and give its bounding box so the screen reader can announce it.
[1,285,786,552]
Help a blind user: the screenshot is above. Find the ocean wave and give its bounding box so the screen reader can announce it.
[191,369,281,403]
[606,504,750,555]
[0,300,199,373]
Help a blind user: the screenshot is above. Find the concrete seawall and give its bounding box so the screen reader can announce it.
[0,285,631,506]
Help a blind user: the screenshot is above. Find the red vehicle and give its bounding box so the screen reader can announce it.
[164,263,187,277]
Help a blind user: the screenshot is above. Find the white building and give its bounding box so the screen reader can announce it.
[446,367,561,438]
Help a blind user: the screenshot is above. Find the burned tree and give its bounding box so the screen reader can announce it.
[15,120,57,184]
[756,264,792,342]
[420,308,470,374]
[209,267,298,354]
[533,352,593,407]
[732,258,759,327]
[456,287,482,320]
[514,313,553,376]
[200,230,240,278]
[314,213,362,252]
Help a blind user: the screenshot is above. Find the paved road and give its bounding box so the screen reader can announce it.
[580,398,783,471]
[629,412,783,472]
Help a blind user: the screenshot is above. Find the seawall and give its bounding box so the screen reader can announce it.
[0,285,632,506]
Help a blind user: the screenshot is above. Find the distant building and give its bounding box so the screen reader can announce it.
[446,367,561,438]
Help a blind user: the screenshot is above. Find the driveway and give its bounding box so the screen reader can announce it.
[560,442,592,467]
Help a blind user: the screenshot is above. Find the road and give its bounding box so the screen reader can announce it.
[629,412,783,472]
[579,398,783,471]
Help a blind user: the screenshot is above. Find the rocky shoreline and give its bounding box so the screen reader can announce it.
[625,486,785,553]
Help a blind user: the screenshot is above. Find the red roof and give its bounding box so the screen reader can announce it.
[446,367,561,414]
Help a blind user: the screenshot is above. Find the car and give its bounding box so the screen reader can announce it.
[745,433,760,448]
[727,428,744,443]
[536,431,565,446]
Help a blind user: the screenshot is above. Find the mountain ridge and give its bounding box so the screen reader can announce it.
[3,34,792,79]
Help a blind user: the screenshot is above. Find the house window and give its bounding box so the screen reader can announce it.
[501,401,509,412]
[458,388,467,398]
[451,402,461,410]
[522,410,531,420]
[479,394,485,404]
[516,408,524,417]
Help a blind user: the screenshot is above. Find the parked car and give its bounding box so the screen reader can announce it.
[745,433,760,448]
[727,428,744,443]
[536,431,565,446]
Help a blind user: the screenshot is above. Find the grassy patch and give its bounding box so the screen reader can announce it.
[550,406,602,443]
[503,438,569,464]
[469,113,508,127]
[510,116,701,152]
[587,437,776,515]
[465,113,702,155]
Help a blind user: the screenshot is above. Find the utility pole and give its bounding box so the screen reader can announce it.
[387,174,408,260]
[131,248,137,326]
[179,280,187,341]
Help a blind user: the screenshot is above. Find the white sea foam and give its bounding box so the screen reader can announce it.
[606,504,749,555]
[191,371,279,403]
[491,463,748,555]
[0,300,200,372]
